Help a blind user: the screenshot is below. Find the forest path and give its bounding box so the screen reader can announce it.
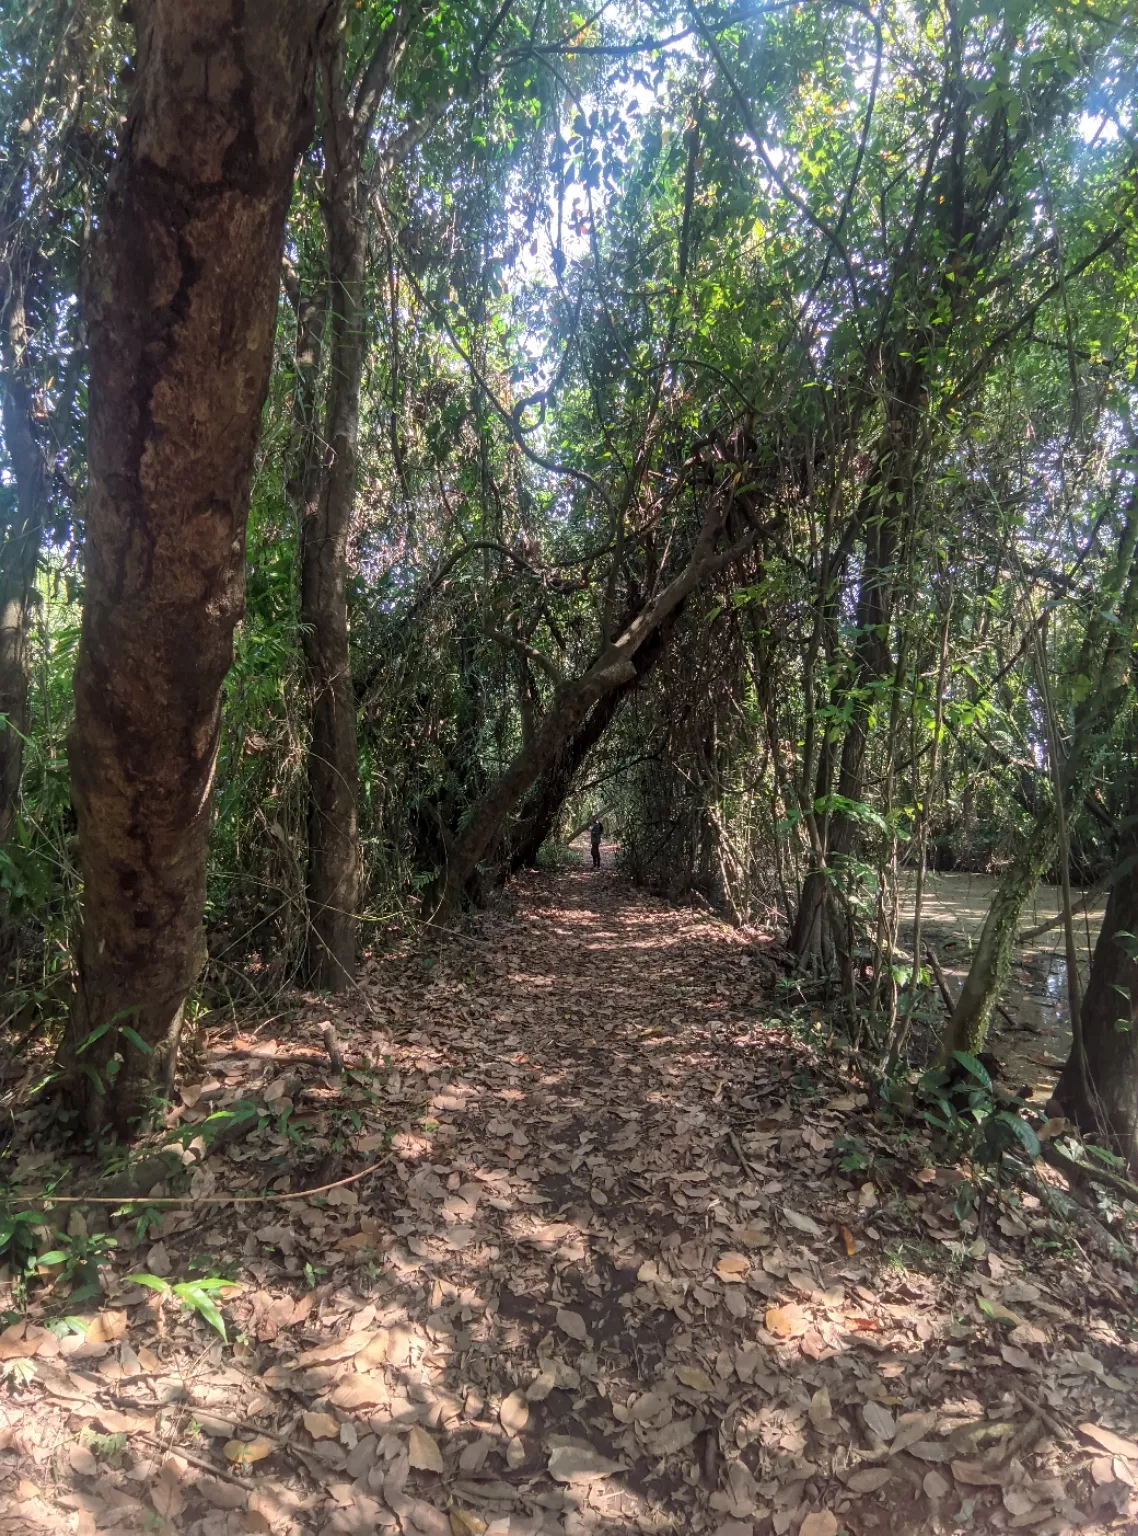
[7,867,1138,1536]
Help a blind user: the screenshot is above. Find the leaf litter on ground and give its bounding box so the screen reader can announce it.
[0,864,1136,1535]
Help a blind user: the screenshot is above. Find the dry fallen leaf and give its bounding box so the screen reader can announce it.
[548,1444,621,1483]
[449,1511,487,1536]
[783,1207,825,1237]
[556,1308,588,1341]
[799,1512,838,1536]
[764,1302,807,1338]
[330,1375,389,1409]
[500,1389,529,1434]
[96,1409,156,1435]
[151,1465,186,1520]
[861,1401,895,1443]
[714,1252,749,1283]
[408,1426,444,1473]
[303,1411,340,1441]
[224,1436,275,1465]
[676,1363,715,1393]
[1079,1423,1138,1461]
[951,1459,1007,1488]
[847,1467,893,1493]
[923,1470,950,1500]
[68,1444,98,1477]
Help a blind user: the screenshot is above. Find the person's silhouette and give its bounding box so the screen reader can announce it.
[589,820,604,869]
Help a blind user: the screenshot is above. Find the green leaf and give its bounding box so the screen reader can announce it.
[119,1026,152,1054]
[174,1282,227,1341]
[995,1111,1040,1158]
[124,1273,172,1293]
[952,1051,992,1091]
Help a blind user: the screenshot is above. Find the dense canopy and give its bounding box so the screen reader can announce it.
[1,0,1137,1132]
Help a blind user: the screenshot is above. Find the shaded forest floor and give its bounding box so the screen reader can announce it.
[2,861,1138,1536]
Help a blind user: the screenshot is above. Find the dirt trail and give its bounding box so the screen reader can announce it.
[3,867,1137,1536]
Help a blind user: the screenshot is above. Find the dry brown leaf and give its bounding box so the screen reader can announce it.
[808,1387,832,1430]
[68,1444,98,1476]
[764,1302,806,1339]
[500,1390,529,1434]
[151,1465,186,1520]
[839,1225,857,1256]
[1079,1423,1138,1461]
[676,1364,715,1393]
[861,1401,895,1443]
[198,1478,247,1510]
[295,1329,375,1367]
[923,1470,950,1500]
[714,1252,749,1283]
[548,1444,621,1483]
[783,1208,824,1238]
[224,1436,275,1465]
[556,1308,588,1341]
[303,1411,340,1441]
[799,1512,838,1536]
[450,1511,488,1536]
[330,1375,389,1409]
[847,1467,893,1493]
[96,1409,156,1435]
[951,1459,1007,1487]
[408,1425,444,1473]
[87,1310,128,1344]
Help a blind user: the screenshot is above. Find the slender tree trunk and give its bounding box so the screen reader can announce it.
[1052,776,1138,1174]
[0,293,47,849]
[300,172,365,989]
[941,495,1138,1063]
[791,410,910,962]
[60,0,330,1135]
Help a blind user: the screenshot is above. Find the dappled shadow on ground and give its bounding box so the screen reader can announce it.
[2,866,1137,1536]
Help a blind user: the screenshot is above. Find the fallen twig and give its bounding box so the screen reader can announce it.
[8,1155,391,1207]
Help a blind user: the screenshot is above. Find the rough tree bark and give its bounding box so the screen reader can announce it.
[1052,775,1138,1175]
[0,290,48,850]
[60,0,332,1134]
[439,505,760,912]
[296,12,423,990]
[299,115,367,991]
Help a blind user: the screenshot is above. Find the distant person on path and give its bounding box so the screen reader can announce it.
[589,820,604,869]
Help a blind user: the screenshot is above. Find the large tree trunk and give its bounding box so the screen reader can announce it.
[300,165,365,990]
[1052,779,1138,1175]
[60,0,330,1135]
[0,292,47,850]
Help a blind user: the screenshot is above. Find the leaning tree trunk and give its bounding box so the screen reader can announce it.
[0,293,47,850]
[60,0,329,1135]
[300,175,365,991]
[439,503,757,912]
[1052,781,1138,1174]
[504,610,679,873]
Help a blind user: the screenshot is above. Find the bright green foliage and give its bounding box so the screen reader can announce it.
[0,0,1136,1065]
